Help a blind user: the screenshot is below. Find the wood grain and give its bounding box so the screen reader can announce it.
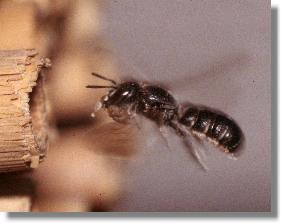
[0,49,49,173]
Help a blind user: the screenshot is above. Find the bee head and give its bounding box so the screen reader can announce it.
[102,81,141,108]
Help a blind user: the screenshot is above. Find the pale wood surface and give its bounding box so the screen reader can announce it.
[0,49,49,173]
[0,196,31,212]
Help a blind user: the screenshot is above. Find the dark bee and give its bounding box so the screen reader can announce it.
[86,72,243,155]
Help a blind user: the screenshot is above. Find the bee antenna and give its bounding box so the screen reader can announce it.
[91,72,117,85]
[86,85,117,89]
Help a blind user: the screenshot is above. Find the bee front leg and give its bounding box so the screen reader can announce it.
[91,101,103,118]
[127,104,142,129]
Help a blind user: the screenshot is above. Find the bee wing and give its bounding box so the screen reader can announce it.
[85,120,141,158]
[166,53,249,111]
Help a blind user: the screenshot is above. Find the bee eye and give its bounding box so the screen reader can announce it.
[122,91,129,96]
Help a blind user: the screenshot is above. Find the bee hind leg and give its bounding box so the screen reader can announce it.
[182,136,208,171]
[169,121,208,171]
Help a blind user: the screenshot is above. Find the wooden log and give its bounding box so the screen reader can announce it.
[0,49,50,173]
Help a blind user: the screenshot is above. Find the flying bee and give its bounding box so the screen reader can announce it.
[86,72,243,164]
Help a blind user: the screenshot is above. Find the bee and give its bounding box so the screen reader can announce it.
[86,72,243,164]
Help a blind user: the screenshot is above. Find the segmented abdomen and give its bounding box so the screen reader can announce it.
[179,107,242,152]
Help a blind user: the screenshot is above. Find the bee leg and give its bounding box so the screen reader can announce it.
[127,104,142,129]
[91,101,103,118]
[158,125,171,150]
[169,121,208,171]
[131,116,142,130]
[182,136,208,171]
[190,132,209,154]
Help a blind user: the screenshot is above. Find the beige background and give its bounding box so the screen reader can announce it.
[103,0,271,211]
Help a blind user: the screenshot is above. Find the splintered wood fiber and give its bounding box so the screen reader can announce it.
[0,49,48,172]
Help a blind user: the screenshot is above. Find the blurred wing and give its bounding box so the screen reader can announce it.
[164,53,249,111]
[86,120,141,158]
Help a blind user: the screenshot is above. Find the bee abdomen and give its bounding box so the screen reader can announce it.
[216,117,242,152]
[192,110,216,134]
[179,107,242,153]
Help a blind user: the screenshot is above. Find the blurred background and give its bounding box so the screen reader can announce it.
[0,0,270,212]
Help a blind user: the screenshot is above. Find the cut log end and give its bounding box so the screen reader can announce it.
[0,49,50,173]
